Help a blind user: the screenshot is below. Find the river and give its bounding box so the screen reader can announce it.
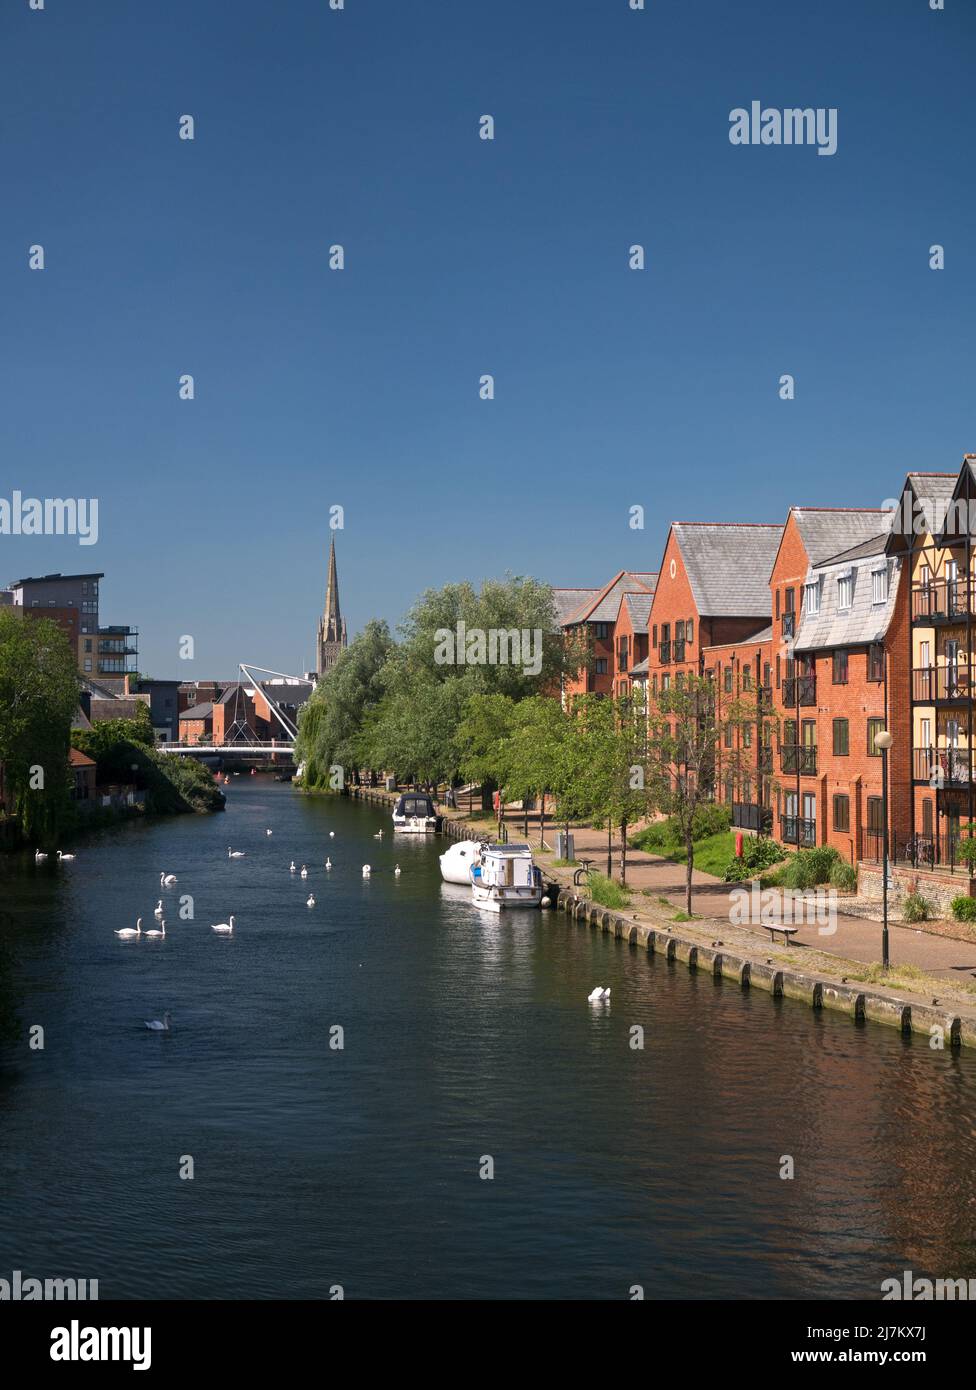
[0,779,974,1299]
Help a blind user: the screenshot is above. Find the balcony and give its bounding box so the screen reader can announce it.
[912,665,975,702]
[913,746,973,785]
[732,802,772,834]
[658,641,671,665]
[781,612,796,639]
[912,578,976,624]
[758,746,773,774]
[781,744,817,775]
[782,674,816,707]
[757,683,773,708]
[781,815,816,847]
[672,637,686,664]
[862,827,973,875]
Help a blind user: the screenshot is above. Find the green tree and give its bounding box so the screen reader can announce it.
[0,611,79,845]
[563,694,649,883]
[296,620,394,788]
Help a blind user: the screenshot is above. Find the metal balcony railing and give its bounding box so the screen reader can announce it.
[782,675,816,707]
[912,665,975,701]
[913,746,973,784]
[781,745,817,775]
[732,802,772,834]
[911,579,976,623]
[781,612,796,639]
[781,815,816,847]
[659,641,671,665]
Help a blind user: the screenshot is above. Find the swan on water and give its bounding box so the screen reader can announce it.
[115,919,142,939]
[373,830,383,840]
[211,916,235,934]
[57,850,76,861]
[306,894,316,907]
[35,850,47,861]
[145,920,166,939]
[587,986,611,1002]
[325,858,332,870]
[394,864,401,876]
[362,865,371,877]
[145,1011,171,1032]
[154,900,164,917]
[300,865,308,878]
[228,848,246,858]
[160,872,177,886]
[329,831,335,838]
[290,861,296,872]
[266,829,273,835]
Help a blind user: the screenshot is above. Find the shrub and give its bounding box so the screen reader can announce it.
[957,839,976,872]
[951,896,976,922]
[902,891,931,924]
[829,861,858,892]
[691,803,732,840]
[630,804,731,853]
[587,873,630,909]
[723,835,785,882]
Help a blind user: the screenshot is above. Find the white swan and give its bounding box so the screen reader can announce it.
[394,864,401,876]
[266,828,273,835]
[362,865,371,877]
[145,920,166,938]
[373,830,383,840]
[56,850,76,861]
[329,831,335,838]
[145,1011,171,1032]
[306,894,315,907]
[154,900,164,918]
[211,916,235,934]
[290,861,296,872]
[115,919,142,939]
[34,850,47,862]
[300,865,308,878]
[587,986,611,1002]
[227,847,246,858]
[160,872,177,886]
[325,858,332,870]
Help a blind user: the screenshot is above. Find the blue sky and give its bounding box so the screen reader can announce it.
[2,0,973,677]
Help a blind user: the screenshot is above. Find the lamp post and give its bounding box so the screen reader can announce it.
[875,730,894,970]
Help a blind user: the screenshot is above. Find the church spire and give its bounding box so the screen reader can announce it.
[317,535,347,676]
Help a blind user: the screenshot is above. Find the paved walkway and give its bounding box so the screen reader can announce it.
[527,819,976,985]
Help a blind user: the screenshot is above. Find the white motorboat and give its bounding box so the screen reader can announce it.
[392,792,440,834]
[469,843,544,912]
[439,839,483,884]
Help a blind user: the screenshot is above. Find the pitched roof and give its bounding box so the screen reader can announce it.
[788,508,892,567]
[818,532,888,566]
[701,624,773,652]
[180,702,213,721]
[671,523,783,618]
[622,592,654,632]
[793,554,901,653]
[628,657,649,677]
[552,588,598,624]
[71,706,92,730]
[69,748,96,768]
[564,571,656,625]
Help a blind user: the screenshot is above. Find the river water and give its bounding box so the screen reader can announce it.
[0,779,974,1300]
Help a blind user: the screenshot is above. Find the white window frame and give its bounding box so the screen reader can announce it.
[837,572,854,611]
[804,579,820,616]
[872,566,888,605]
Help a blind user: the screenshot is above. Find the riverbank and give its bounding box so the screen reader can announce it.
[346,784,976,1049]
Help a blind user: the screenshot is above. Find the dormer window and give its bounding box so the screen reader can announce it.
[837,572,853,611]
[804,579,821,616]
[872,566,888,605]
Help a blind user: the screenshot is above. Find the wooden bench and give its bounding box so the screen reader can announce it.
[765,924,801,945]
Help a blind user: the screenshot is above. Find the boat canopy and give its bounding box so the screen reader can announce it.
[394,793,436,817]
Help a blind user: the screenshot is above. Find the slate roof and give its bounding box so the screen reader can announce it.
[702,624,773,652]
[553,588,598,625]
[622,592,654,633]
[180,702,213,721]
[671,523,783,618]
[905,471,958,536]
[793,553,901,653]
[628,657,649,678]
[818,532,889,566]
[559,572,655,626]
[788,508,892,567]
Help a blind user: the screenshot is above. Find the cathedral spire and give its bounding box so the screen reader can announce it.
[317,535,348,676]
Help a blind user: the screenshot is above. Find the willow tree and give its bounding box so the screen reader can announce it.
[295,620,394,789]
[0,611,79,845]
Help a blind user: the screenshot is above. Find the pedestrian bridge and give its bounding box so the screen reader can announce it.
[158,663,309,758]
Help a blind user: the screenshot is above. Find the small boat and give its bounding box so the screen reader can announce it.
[469,843,544,912]
[391,792,440,834]
[439,839,483,885]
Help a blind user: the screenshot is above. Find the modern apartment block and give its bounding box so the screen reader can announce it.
[6,572,137,678]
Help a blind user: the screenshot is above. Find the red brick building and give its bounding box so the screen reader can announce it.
[557,571,657,700]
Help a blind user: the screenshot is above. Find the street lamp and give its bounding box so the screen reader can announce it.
[875,729,894,970]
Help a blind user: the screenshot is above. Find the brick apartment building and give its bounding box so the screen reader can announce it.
[557,571,657,700]
[3,572,138,678]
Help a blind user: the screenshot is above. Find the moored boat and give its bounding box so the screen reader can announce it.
[469,843,543,911]
[392,792,440,834]
[439,839,483,884]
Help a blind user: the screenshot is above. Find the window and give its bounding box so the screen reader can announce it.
[868,643,884,682]
[724,668,733,693]
[593,623,610,640]
[837,573,853,610]
[725,723,734,748]
[82,581,88,594]
[775,589,780,620]
[763,662,771,687]
[784,587,795,613]
[594,659,608,674]
[832,649,848,684]
[661,674,670,691]
[743,668,752,690]
[776,654,781,688]
[872,566,888,604]
[867,717,886,756]
[867,796,884,832]
[833,794,850,832]
[685,620,694,643]
[652,675,657,694]
[83,658,92,672]
[804,579,820,615]
[84,640,92,652]
[922,800,934,837]
[833,718,849,755]
[652,625,657,648]
[743,723,752,748]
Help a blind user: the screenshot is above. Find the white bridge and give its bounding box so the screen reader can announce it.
[159,663,311,757]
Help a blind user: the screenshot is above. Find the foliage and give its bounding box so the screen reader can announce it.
[586,872,630,909]
[296,620,394,788]
[72,715,224,815]
[829,861,858,892]
[951,895,976,922]
[631,803,733,853]
[0,611,79,845]
[771,845,841,890]
[956,838,976,871]
[722,834,786,881]
[901,891,932,924]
